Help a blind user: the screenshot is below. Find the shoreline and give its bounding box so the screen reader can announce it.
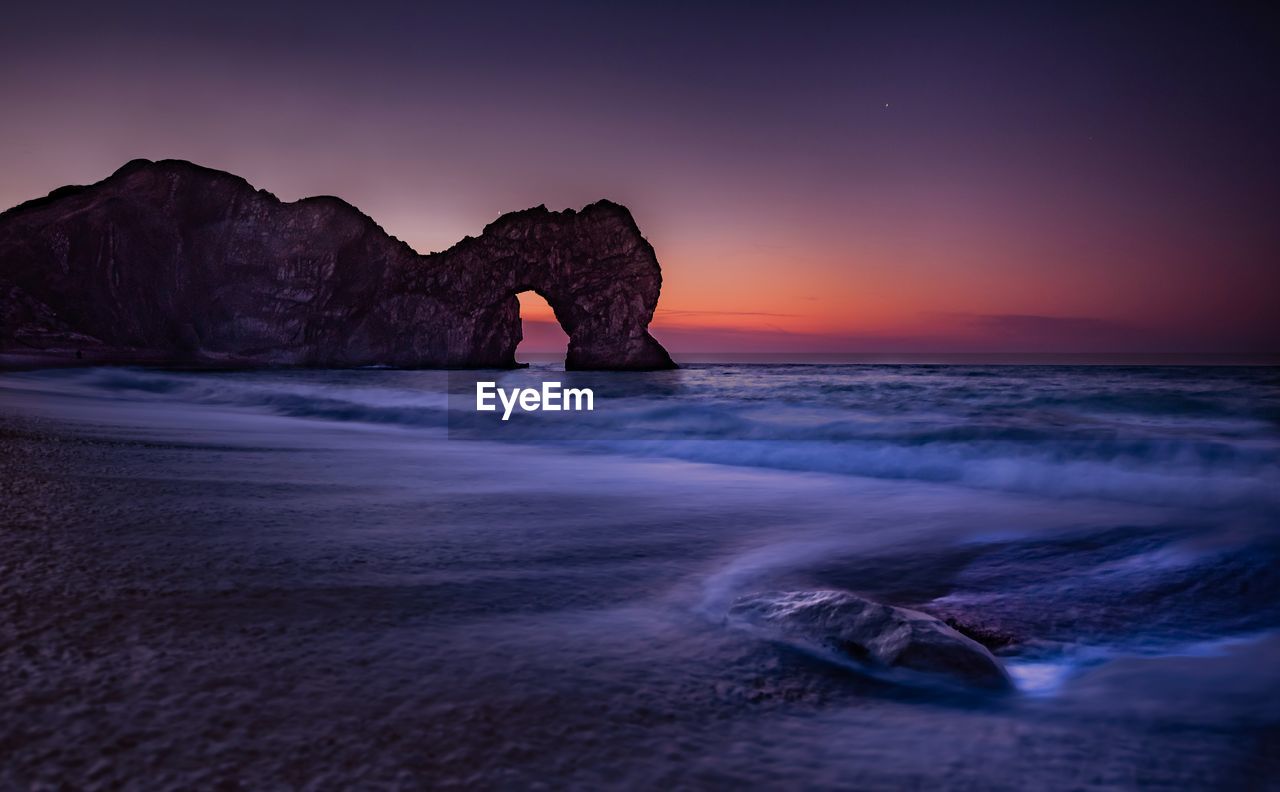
[1,370,1276,788]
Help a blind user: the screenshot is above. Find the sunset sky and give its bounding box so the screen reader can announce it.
[2,1,1276,354]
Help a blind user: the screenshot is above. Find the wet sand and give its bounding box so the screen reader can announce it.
[1,381,1277,789]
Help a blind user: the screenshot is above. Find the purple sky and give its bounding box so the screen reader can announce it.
[2,1,1277,353]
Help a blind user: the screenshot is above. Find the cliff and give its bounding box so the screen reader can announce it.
[0,159,676,370]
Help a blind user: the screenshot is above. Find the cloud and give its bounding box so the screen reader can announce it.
[654,309,801,320]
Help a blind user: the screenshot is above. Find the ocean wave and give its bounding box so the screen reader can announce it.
[10,363,1279,509]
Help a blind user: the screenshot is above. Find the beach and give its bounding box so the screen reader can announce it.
[1,364,1277,788]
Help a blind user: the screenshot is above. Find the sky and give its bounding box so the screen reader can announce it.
[2,1,1276,354]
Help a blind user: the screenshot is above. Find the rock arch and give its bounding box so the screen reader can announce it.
[0,160,677,371]
[456,201,676,370]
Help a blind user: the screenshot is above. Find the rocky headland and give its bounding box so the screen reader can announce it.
[0,159,675,370]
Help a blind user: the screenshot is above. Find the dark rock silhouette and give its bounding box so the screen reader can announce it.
[0,159,675,370]
[729,590,1013,691]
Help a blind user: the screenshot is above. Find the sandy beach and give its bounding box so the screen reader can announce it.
[2,367,1277,788]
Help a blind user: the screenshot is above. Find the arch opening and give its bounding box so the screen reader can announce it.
[515,289,570,366]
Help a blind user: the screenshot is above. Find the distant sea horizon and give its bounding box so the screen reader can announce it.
[518,351,1280,366]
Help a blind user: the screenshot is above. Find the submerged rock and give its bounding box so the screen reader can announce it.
[729,590,1013,691]
[0,159,676,371]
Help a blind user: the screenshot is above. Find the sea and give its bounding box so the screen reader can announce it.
[1,360,1277,788]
